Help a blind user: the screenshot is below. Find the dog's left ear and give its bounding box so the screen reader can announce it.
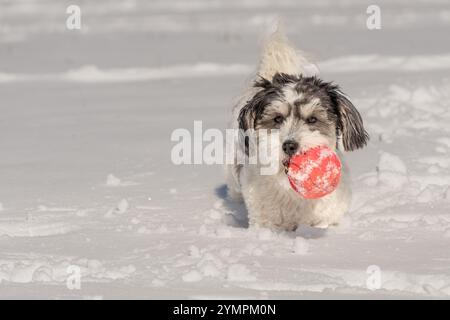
[328,87,369,151]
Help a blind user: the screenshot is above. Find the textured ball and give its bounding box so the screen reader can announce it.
[287,146,341,199]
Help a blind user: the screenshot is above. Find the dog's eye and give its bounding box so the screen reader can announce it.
[273,115,284,124]
[306,116,317,124]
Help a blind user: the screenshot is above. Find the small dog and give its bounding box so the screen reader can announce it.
[225,28,368,231]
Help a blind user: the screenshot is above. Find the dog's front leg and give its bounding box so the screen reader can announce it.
[240,171,298,231]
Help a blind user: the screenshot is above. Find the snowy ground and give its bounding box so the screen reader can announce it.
[0,0,449,299]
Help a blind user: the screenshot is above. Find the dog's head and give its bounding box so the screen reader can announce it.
[238,73,369,171]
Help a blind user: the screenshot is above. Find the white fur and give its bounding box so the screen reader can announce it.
[226,27,352,230]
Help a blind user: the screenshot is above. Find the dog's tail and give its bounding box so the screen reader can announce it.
[257,22,319,80]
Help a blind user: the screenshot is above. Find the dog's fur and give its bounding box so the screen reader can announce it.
[225,28,368,230]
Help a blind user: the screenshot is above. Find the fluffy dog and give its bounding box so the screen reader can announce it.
[225,28,368,231]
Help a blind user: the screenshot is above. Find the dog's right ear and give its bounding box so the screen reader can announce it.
[238,78,279,155]
[238,83,265,131]
[238,77,279,131]
[237,96,259,156]
[238,98,257,131]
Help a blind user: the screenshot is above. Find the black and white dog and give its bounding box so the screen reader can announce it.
[225,28,368,231]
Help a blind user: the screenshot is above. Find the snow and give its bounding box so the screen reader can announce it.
[105,174,121,187]
[182,270,203,282]
[319,54,450,73]
[377,151,409,188]
[0,64,252,84]
[293,237,310,255]
[227,264,257,282]
[0,0,449,299]
[104,199,130,218]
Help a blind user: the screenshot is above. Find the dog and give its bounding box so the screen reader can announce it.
[225,27,368,231]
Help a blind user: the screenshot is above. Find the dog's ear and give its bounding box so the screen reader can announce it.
[238,79,280,155]
[238,78,279,131]
[328,86,369,151]
[237,94,260,156]
[238,98,256,131]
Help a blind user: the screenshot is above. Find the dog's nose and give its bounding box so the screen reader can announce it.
[282,140,299,156]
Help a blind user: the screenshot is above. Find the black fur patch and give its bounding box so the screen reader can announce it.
[327,88,369,151]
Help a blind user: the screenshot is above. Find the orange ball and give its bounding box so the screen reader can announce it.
[287,146,341,199]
